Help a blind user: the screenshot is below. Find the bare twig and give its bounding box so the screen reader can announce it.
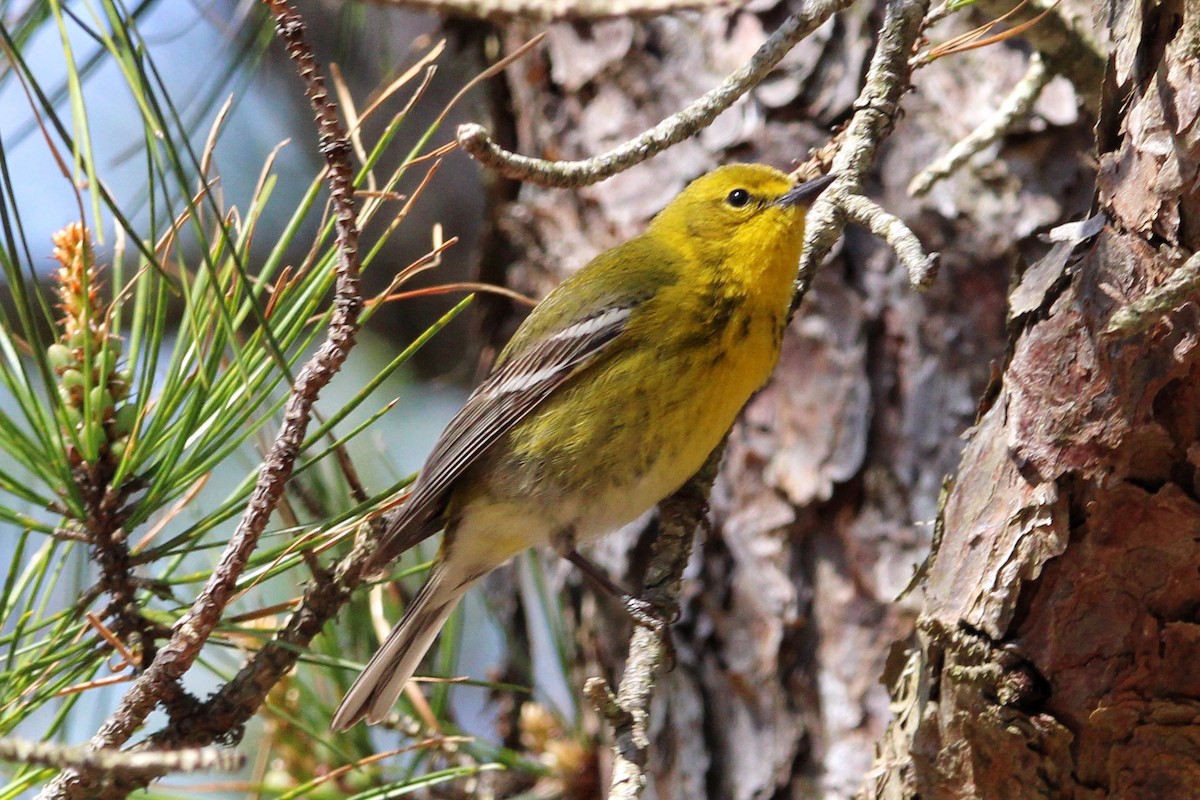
[596,451,722,799]
[141,526,384,751]
[909,55,1051,196]
[457,0,854,187]
[39,1,364,797]
[0,737,243,775]
[799,0,935,290]
[842,194,938,287]
[374,0,744,20]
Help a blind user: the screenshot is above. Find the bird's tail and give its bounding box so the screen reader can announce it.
[330,565,468,731]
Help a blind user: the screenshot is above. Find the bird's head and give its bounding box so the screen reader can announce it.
[648,163,835,277]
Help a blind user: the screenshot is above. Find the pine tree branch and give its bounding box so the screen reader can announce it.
[38,1,364,796]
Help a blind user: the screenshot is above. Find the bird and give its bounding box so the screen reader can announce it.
[331,163,834,730]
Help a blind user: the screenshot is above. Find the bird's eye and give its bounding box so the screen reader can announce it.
[726,188,751,208]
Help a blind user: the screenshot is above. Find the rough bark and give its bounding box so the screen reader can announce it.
[864,0,1200,797]
[472,0,1112,796]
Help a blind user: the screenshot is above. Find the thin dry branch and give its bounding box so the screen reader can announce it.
[842,194,938,287]
[909,54,1051,196]
[590,452,721,799]
[138,528,381,746]
[799,0,935,289]
[457,0,855,187]
[374,0,743,22]
[39,1,364,797]
[0,738,243,775]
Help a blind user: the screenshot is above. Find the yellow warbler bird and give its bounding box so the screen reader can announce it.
[332,164,833,730]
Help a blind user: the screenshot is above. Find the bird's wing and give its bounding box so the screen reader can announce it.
[367,299,640,567]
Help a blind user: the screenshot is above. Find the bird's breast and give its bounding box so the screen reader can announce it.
[488,292,784,539]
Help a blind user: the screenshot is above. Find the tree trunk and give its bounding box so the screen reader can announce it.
[865,0,1200,797]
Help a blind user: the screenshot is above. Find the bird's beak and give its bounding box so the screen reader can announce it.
[775,173,837,208]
